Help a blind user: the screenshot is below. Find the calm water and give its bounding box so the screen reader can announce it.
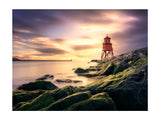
[13,61,97,90]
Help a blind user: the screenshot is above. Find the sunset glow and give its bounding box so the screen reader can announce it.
[13,10,147,61]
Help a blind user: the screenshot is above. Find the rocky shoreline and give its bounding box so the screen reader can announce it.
[13,47,148,111]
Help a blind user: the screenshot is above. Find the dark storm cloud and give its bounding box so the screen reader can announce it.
[13,9,147,31]
[13,10,63,32]
[122,10,147,19]
[71,44,98,51]
[56,10,113,24]
[35,48,68,55]
[125,10,147,35]
[13,10,147,36]
[112,10,147,51]
[13,10,113,34]
[13,10,112,44]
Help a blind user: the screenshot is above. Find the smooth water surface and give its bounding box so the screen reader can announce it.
[13,61,97,90]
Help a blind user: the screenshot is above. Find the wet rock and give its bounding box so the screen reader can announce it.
[108,88,147,110]
[74,68,89,73]
[77,73,97,78]
[86,68,101,71]
[113,61,131,74]
[18,81,58,91]
[46,91,92,110]
[98,62,115,76]
[36,74,54,81]
[90,60,98,62]
[13,90,44,107]
[14,86,81,110]
[67,92,116,110]
[56,79,82,83]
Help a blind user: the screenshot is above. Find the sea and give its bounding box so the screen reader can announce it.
[13,61,97,90]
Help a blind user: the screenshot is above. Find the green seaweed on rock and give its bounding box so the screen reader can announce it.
[67,92,116,110]
[18,81,58,91]
[14,86,81,110]
[46,91,92,110]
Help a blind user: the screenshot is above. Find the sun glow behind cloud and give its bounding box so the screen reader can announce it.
[13,10,147,61]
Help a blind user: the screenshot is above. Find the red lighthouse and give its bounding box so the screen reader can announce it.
[101,35,114,59]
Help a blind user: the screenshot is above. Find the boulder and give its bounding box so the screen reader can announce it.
[46,91,92,110]
[67,92,116,110]
[14,86,81,110]
[108,88,147,110]
[36,74,54,81]
[98,62,114,76]
[18,81,58,91]
[113,61,131,74]
[74,68,89,73]
[56,79,82,83]
[13,90,44,106]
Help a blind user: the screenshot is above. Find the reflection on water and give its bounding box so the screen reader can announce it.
[13,61,97,90]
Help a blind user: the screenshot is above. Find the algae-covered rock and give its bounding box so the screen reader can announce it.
[46,91,92,110]
[74,68,89,73]
[67,92,116,110]
[56,79,82,83]
[86,65,101,71]
[113,61,131,74]
[98,62,114,76]
[14,86,81,110]
[81,56,147,110]
[50,86,81,101]
[106,65,148,110]
[18,81,58,91]
[108,88,147,110]
[133,57,147,66]
[13,90,44,106]
[15,91,56,110]
[76,72,98,78]
[101,47,147,64]
[13,102,27,110]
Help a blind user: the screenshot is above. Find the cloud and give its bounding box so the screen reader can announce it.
[13,35,26,42]
[35,48,68,55]
[111,12,147,50]
[12,10,116,38]
[71,44,98,51]
[13,10,63,32]
[52,38,66,43]
[13,29,46,39]
[55,10,114,25]
[79,36,92,39]
[13,10,147,60]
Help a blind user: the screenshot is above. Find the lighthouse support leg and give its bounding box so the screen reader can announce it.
[101,51,104,59]
[111,50,114,57]
[105,51,108,58]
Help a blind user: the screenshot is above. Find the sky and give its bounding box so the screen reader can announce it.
[13,9,147,61]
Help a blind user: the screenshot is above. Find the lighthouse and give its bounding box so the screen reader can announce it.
[101,35,114,59]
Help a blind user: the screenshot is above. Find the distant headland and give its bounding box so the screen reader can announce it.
[13,57,72,62]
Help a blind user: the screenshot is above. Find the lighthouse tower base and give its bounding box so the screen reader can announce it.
[101,50,114,59]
